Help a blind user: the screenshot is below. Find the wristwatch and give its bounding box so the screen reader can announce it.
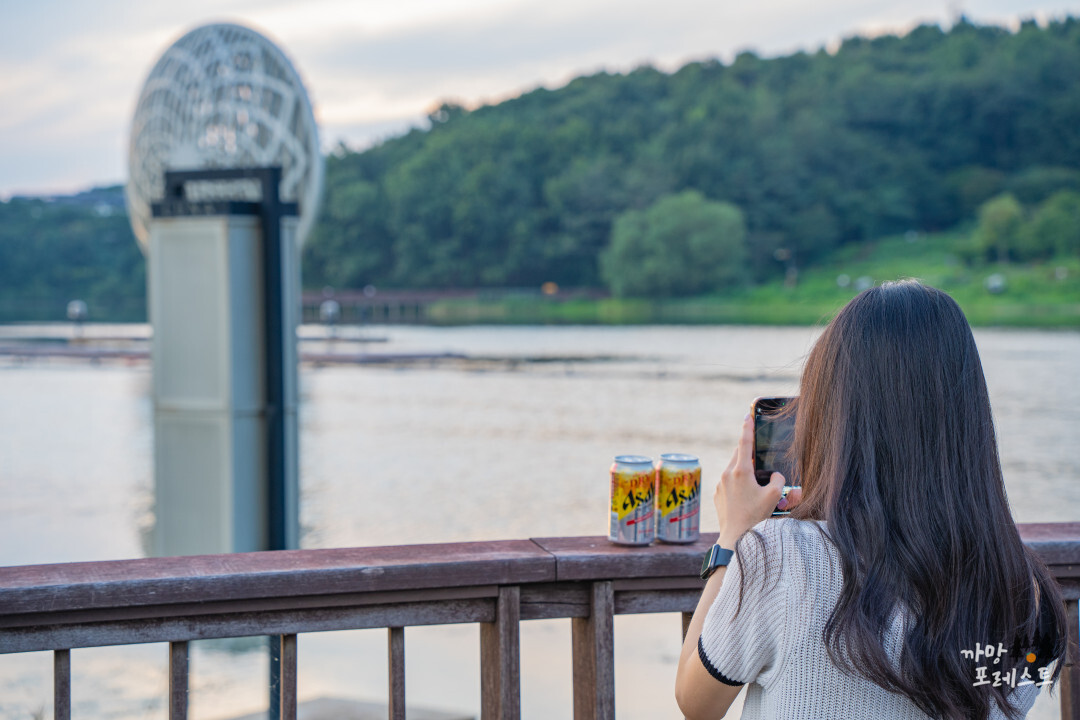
[700,545,735,580]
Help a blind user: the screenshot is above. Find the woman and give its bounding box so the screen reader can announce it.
[675,280,1067,720]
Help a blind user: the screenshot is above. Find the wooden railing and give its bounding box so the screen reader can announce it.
[1,523,1078,720]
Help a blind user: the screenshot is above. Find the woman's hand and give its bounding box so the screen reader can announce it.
[714,413,793,546]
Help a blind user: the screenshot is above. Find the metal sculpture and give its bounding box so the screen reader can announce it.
[126,22,322,252]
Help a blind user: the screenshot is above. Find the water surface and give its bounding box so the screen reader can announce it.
[0,325,1075,719]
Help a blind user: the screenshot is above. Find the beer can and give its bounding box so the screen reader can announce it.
[609,455,656,545]
[656,453,701,543]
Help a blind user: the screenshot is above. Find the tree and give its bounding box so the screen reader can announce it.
[0,190,145,322]
[1006,166,1080,204]
[973,193,1023,262]
[303,177,393,289]
[208,18,1080,292]
[599,191,747,297]
[944,166,1006,222]
[1018,190,1080,259]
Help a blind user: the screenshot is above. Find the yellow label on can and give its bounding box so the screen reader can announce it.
[659,466,701,518]
[611,469,655,520]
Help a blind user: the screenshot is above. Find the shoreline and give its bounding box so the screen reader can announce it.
[420,296,1080,328]
[2,298,1080,335]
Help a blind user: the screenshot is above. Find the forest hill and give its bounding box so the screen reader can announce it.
[2,18,1079,321]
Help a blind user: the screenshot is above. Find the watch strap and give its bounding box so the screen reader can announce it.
[700,545,735,580]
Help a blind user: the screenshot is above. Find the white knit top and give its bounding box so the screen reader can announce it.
[698,517,1049,719]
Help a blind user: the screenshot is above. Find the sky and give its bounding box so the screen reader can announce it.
[0,0,1077,198]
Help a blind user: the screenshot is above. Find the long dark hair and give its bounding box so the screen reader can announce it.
[748,280,1066,719]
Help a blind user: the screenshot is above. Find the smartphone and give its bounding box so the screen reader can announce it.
[751,397,798,515]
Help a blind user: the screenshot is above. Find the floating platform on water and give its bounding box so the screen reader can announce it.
[0,343,467,365]
[0,342,626,368]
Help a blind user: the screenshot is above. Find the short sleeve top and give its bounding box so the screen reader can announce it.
[696,517,1046,719]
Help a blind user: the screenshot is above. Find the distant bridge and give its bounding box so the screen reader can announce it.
[300,288,607,325]
[301,289,478,324]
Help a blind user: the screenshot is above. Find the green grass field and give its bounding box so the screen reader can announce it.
[426,232,1080,327]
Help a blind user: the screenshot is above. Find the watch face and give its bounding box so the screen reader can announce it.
[700,547,716,579]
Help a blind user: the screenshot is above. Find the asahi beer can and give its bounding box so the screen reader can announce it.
[609,455,656,545]
[656,453,702,544]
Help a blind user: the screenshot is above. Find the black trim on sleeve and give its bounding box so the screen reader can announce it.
[698,636,746,687]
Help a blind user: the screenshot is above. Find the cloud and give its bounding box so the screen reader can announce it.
[1,0,1077,194]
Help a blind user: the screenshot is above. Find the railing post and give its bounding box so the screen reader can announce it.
[388,627,405,720]
[280,634,297,720]
[269,635,281,720]
[481,585,521,720]
[572,581,615,720]
[1062,598,1079,720]
[54,649,70,720]
[169,641,189,720]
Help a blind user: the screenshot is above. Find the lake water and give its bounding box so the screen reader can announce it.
[0,324,1076,719]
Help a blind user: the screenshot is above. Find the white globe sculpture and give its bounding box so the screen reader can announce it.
[126,22,323,252]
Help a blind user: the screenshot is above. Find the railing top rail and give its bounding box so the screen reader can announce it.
[0,539,554,616]
[0,523,1076,620]
[532,535,712,582]
[1017,522,1080,564]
